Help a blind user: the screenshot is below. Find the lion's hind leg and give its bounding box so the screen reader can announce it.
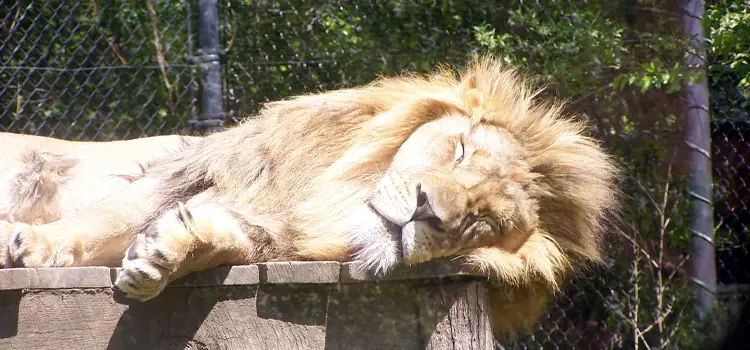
[115,202,257,301]
[0,150,76,225]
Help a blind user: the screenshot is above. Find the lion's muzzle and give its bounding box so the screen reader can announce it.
[369,169,500,265]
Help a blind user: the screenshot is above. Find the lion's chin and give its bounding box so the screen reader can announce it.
[401,220,461,265]
[345,204,406,274]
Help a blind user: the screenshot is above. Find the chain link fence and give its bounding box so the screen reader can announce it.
[1,0,197,140]
[1,0,748,348]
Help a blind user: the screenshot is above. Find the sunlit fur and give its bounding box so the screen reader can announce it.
[0,133,200,224]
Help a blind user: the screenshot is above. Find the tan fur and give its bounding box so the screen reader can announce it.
[1,57,619,341]
[0,132,202,224]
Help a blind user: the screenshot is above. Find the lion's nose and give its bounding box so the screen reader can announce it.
[411,184,432,220]
[410,183,444,230]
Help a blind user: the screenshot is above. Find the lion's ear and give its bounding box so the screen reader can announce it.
[465,74,477,88]
[464,88,483,109]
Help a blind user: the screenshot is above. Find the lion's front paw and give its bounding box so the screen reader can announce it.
[115,230,179,301]
[7,223,77,267]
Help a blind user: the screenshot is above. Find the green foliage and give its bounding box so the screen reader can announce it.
[613,60,684,94]
[706,0,750,123]
[469,1,692,99]
[707,0,750,90]
[472,5,627,96]
[1,0,194,140]
[220,0,499,116]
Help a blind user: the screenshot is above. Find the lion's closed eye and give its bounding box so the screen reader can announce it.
[453,137,466,164]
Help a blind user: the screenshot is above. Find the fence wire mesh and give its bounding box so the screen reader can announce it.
[1,0,748,349]
[1,0,197,140]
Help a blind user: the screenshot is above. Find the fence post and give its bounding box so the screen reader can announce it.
[681,0,716,318]
[192,0,225,134]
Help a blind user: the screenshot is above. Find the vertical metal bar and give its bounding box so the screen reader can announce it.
[192,0,225,134]
[185,0,198,127]
[681,0,716,317]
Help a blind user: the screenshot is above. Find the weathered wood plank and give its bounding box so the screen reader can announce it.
[418,281,494,349]
[259,261,340,284]
[324,282,424,350]
[0,267,112,290]
[340,259,485,283]
[0,261,487,291]
[0,286,327,350]
[164,264,261,287]
[0,262,494,349]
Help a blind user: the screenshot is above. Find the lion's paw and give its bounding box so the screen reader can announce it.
[7,223,77,267]
[0,220,12,268]
[115,230,179,301]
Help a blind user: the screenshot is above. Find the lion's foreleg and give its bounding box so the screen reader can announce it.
[114,201,253,301]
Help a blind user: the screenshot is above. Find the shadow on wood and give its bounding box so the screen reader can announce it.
[108,288,251,349]
[256,284,329,326]
[107,264,234,349]
[0,290,20,339]
[325,282,423,349]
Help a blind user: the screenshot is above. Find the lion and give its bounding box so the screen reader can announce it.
[1,57,619,340]
[0,132,201,224]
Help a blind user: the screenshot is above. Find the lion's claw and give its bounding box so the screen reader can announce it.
[6,223,76,267]
[115,233,177,301]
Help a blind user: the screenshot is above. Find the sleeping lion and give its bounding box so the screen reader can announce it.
[0,58,619,340]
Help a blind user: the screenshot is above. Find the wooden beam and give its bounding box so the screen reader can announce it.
[0,262,494,349]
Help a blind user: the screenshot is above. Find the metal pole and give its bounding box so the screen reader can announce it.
[192,0,225,134]
[681,0,716,317]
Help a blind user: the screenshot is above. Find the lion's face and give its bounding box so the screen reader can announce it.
[368,115,536,265]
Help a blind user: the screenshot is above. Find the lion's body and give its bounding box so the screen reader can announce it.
[0,132,201,224]
[0,58,619,340]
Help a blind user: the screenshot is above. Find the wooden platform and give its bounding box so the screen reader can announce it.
[0,261,495,350]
